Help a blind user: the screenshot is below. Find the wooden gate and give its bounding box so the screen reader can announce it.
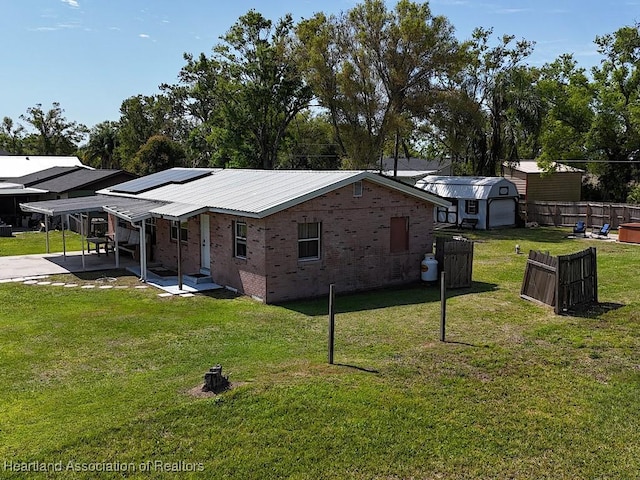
[435,237,474,289]
[521,247,598,314]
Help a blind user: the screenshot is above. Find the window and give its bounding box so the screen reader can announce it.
[465,200,479,215]
[390,217,409,253]
[499,186,509,196]
[298,222,321,260]
[353,181,363,197]
[170,221,188,242]
[234,221,247,258]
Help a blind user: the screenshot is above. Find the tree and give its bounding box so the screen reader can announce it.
[19,102,87,155]
[537,54,595,168]
[81,121,120,169]
[116,94,178,171]
[280,112,341,169]
[450,28,540,176]
[587,24,640,201]
[0,116,25,154]
[129,135,186,176]
[169,10,312,170]
[297,0,460,169]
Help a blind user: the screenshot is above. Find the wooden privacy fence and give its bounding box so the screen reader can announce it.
[522,201,640,229]
[521,247,598,314]
[435,236,474,289]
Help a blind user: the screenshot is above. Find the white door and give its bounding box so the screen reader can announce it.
[200,214,211,273]
[488,199,516,228]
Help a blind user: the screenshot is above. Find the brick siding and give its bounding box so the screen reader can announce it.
[149,179,435,303]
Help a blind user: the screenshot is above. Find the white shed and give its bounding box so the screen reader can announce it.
[415,176,519,230]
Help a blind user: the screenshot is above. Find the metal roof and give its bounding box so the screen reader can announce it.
[0,187,48,196]
[12,166,79,186]
[29,168,128,193]
[19,195,166,219]
[415,176,518,200]
[0,156,85,179]
[507,160,584,174]
[101,169,450,220]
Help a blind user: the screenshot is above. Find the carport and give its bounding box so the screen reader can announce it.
[19,195,166,281]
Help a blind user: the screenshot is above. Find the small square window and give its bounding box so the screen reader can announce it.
[353,181,363,197]
[170,221,188,242]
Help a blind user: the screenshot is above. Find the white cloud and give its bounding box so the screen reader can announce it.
[61,0,80,7]
[139,33,150,38]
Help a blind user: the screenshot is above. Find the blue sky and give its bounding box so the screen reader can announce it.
[2,0,639,131]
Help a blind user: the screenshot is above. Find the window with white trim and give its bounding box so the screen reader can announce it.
[298,222,321,260]
[170,221,188,242]
[465,200,479,215]
[234,221,247,258]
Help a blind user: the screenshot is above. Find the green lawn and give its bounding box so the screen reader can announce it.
[0,231,84,256]
[1,227,639,479]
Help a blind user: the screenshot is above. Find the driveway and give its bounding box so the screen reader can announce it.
[0,251,137,281]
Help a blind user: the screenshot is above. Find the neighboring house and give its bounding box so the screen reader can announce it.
[0,155,84,180]
[21,168,451,303]
[415,175,519,230]
[503,161,584,202]
[1,166,135,228]
[377,157,452,185]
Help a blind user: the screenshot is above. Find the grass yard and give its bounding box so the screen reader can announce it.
[0,227,639,479]
[0,231,84,256]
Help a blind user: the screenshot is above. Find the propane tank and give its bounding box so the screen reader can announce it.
[420,253,438,282]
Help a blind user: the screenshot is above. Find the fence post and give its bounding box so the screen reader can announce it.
[554,255,561,314]
[328,284,335,365]
[440,271,446,342]
[592,247,598,305]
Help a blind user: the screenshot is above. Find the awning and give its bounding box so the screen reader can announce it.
[19,195,167,218]
[149,202,209,222]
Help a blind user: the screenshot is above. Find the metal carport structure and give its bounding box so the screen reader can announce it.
[19,195,166,281]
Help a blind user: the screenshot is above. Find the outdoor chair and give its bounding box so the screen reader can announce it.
[591,223,611,238]
[573,221,587,237]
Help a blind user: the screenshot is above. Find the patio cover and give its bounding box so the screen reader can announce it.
[19,195,168,280]
[19,194,166,218]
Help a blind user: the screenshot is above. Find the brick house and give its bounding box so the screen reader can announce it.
[23,169,450,303]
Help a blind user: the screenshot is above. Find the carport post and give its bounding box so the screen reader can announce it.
[45,215,50,254]
[140,220,147,282]
[176,221,183,291]
[114,224,120,269]
[62,214,68,259]
[80,213,86,271]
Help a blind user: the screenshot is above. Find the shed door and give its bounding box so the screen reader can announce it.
[488,199,516,228]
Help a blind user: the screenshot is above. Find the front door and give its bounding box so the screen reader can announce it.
[200,214,211,274]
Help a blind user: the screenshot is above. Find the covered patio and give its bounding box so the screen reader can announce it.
[19,195,165,282]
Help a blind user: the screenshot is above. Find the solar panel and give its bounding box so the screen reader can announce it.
[110,168,213,194]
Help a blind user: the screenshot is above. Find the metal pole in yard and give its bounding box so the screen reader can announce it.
[440,271,446,342]
[328,284,335,364]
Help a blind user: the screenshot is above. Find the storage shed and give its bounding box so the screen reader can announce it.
[415,175,519,230]
[503,161,583,202]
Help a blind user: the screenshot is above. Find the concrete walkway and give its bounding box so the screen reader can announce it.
[0,251,137,282]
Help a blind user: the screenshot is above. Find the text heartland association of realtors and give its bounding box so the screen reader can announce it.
[3,460,205,473]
